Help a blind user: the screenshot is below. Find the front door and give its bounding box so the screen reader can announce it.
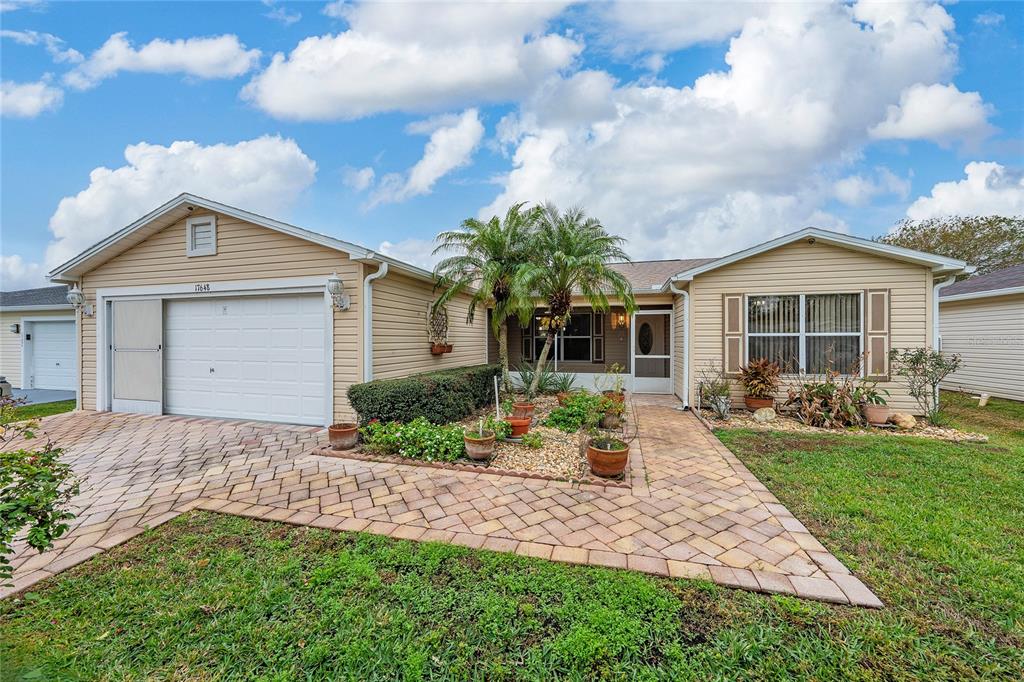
[110,299,163,414]
[632,311,672,393]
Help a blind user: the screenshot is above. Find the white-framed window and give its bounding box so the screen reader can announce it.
[185,215,217,257]
[533,313,593,362]
[746,293,862,374]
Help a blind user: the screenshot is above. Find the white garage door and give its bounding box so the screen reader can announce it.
[164,294,327,425]
[30,320,76,390]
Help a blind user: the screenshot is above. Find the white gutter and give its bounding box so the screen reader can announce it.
[362,258,389,382]
[932,274,958,350]
[668,281,689,408]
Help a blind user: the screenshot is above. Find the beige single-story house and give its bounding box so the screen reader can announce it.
[0,285,76,391]
[48,193,972,424]
[492,230,972,414]
[939,264,1024,402]
[47,193,487,425]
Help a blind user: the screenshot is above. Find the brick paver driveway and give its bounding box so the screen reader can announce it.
[2,398,880,607]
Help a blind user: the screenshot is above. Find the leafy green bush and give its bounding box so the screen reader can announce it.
[469,414,511,440]
[520,432,543,449]
[348,364,500,425]
[360,417,465,462]
[544,391,608,433]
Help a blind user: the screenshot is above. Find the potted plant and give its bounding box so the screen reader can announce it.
[430,342,446,355]
[328,422,359,449]
[511,391,536,419]
[587,434,630,477]
[552,371,578,405]
[738,358,781,411]
[858,382,891,426]
[596,362,627,404]
[698,362,732,419]
[501,398,532,436]
[599,395,624,429]
[464,415,510,461]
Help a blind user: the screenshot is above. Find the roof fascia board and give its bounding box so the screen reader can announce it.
[0,304,73,312]
[665,228,970,285]
[940,286,1024,303]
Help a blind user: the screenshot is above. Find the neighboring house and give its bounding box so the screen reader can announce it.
[491,230,971,414]
[938,264,1024,402]
[47,194,486,426]
[0,285,75,391]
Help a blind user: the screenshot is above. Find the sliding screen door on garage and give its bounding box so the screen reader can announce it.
[111,299,163,414]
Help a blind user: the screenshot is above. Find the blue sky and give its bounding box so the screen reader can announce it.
[1,0,1022,289]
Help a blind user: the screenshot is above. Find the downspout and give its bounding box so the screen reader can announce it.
[932,273,957,350]
[362,258,389,382]
[669,281,690,409]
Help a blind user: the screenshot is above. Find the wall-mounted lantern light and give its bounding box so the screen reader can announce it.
[67,284,93,317]
[9,323,19,334]
[327,272,350,310]
[609,311,630,330]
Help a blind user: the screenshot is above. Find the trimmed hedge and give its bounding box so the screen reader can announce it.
[348,364,501,425]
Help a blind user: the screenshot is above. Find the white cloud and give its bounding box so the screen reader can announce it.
[65,32,261,90]
[906,162,1024,220]
[321,1,347,20]
[263,0,301,26]
[834,168,911,206]
[377,237,445,271]
[343,166,375,191]
[0,255,47,290]
[484,1,966,259]
[974,11,1005,27]
[1,29,83,63]
[243,1,579,120]
[870,83,993,145]
[0,0,44,12]
[44,136,317,269]
[596,1,767,53]
[367,109,485,207]
[0,78,62,117]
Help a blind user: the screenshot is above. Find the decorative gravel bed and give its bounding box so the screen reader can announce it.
[703,409,988,443]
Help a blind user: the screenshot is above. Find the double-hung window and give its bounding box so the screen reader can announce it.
[529,313,593,362]
[746,293,862,374]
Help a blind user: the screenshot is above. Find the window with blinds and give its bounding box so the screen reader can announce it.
[186,215,217,257]
[747,293,862,374]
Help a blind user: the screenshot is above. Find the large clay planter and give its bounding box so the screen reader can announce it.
[744,396,774,411]
[504,417,531,437]
[430,343,446,355]
[587,440,630,478]
[512,402,535,419]
[328,423,359,450]
[464,432,496,461]
[863,404,891,426]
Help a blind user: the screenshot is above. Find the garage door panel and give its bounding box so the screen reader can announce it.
[29,320,76,390]
[164,294,326,425]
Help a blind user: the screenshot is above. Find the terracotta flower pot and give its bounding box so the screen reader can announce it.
[464,432,496,461]
[430,343,446,355]
[744,396,774,412]
[602,390,625,404]
[512,402,535,419]
[504,417,531,437]
[328,422,359,450]
[587,440,630,478]
[863,404,891,426]
[444,343,454,353]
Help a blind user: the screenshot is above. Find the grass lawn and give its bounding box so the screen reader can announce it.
[8,399,76,421]
[1,394,1022,680]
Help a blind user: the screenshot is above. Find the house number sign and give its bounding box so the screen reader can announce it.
[194,283,212,292]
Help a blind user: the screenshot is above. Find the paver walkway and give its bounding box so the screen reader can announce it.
[2,398,881,607]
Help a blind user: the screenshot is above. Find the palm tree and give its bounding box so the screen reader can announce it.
[432,203,538,393]
[520,204,637,396]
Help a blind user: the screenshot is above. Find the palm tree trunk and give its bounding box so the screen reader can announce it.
[497,319,512,393]
[529,330,557,396]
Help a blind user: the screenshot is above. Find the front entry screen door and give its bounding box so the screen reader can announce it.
[111,299,163,414]
[633,312,672,393]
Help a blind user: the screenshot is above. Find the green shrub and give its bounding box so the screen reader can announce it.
[360,417,465,462]
[348,364,500,425]
[544,391,608,433]
[520,432,543,449]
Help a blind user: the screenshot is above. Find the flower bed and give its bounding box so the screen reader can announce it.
[701,409,988,443]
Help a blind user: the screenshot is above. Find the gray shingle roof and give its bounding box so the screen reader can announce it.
[940,264,1024,298]
[0,285,70,308]
[610,258,719,291]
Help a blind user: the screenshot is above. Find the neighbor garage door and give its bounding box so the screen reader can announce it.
[163,294,327,425]
[29,320,76,390]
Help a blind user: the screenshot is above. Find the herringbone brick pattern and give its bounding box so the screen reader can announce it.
[1,398,880,607]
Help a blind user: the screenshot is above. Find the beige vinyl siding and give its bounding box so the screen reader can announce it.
[0,309,73,388]
[689,240,931,414]
[78,212,362,421]
[672,290,687,399]
[939,293,1024,401]
[370,270,487,380]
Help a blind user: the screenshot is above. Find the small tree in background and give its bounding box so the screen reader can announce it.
[889,348,962,425]
[0,396,79,585]
[877,216,1023,277]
